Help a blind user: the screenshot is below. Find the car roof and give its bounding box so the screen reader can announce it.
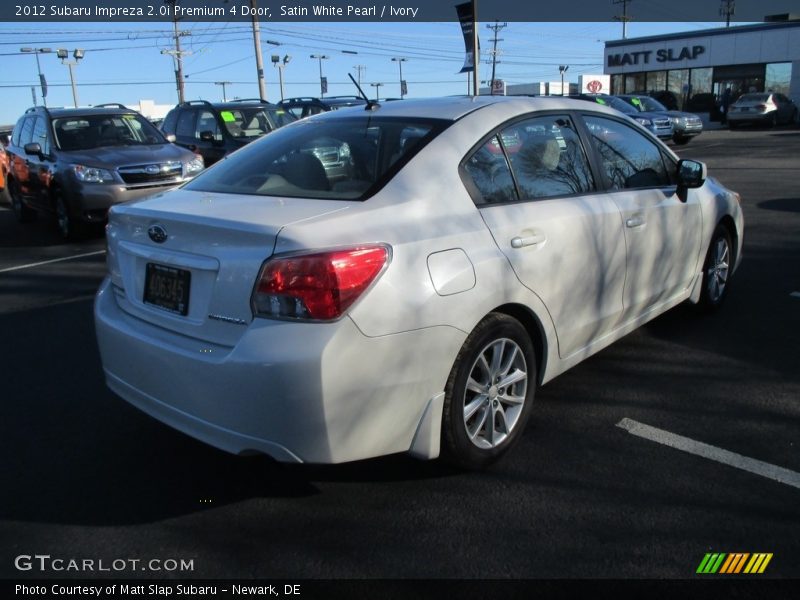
[304,95,625,122]
[177,99,283,110]
[28,106,141,119]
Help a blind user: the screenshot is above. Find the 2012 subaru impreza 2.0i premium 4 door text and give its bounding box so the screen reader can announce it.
[95,96,744,469]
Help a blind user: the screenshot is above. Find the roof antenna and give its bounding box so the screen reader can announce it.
[349,73,380,111]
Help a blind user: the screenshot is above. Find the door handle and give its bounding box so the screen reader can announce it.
[625,216,645,228]
[511,233,546,248]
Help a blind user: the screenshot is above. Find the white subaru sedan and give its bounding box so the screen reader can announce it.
[95,96,743,468]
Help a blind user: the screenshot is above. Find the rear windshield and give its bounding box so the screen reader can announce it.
[53,113,165,151]
[736,94,769,103]
[184,116,449,200]
[218,106,295,139]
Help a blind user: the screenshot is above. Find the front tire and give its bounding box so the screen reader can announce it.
[697,224,733,311]
[441,313,537,469]
[673,136,691,145]
[54,190,87,240]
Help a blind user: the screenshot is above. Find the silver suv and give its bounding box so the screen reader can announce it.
[5,104,204,239]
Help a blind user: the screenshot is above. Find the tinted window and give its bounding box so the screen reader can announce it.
[463,135,517,205]
[161,109,178,133]
[583,116,670,190]
[31,116,50,155]
[11,116,28,146]
[218,106,295,139]
[185,117,446,200]
[18,117,35,146]
[175,110,196,138]
[501,115,594,200]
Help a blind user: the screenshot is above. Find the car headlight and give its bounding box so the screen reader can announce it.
[186,155,204,175]
[634,117,653,127]
[73,165,115,183]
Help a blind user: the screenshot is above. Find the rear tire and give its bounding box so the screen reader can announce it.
[673,137,691,145]
[441,313,537,469]
[697,224,733,312]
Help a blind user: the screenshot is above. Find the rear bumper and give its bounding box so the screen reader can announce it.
[94,278,462,463]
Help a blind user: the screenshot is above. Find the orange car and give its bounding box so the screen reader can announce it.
[0,141,9,194]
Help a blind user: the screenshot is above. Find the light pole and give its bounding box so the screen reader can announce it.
[56,48,84,108]
[271,55,291,100]
[310,54,329,97]
[559,65,569,96]
[391,57,408,99]
[370,82,383,101]
[20,47,53,106]
[215,81,232,102]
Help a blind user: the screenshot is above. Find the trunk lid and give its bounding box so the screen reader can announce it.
[106,188,351,346]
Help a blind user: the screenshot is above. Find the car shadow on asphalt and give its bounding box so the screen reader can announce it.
[0,206,104,248]
[0,299,460,527]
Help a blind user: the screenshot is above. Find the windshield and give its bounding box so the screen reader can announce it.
[53,113,165,150]
[218,106,296,139]
[630,96,667,112]
[185,116,449,200]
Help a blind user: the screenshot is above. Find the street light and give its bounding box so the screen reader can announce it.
[56,48,84,108]
[271,54,291,101]
[20,47,53,106]
[215,81,232,102]
[391,57,408,99]
[370,82,383,101]
[559,65,569,96]
[310,54,329,97]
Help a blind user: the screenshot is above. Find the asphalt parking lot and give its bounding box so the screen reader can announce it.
[1,126,799,582]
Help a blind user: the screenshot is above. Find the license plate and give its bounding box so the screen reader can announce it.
[143,263,191,315]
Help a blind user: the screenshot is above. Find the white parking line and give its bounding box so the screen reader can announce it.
[0,250,106,274]
[616,418,800,490]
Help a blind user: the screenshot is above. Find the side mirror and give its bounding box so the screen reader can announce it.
[165,134,177,143]
[199,130,215,142]
[24,142,42,157]
[676,159,707,202]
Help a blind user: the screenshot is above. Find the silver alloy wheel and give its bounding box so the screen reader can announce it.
[707,235,730,303]
[462,337,528,450]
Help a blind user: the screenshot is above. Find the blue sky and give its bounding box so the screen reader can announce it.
[0,20,729,125]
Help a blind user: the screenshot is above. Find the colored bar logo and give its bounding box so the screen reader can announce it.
[697,553,773,574]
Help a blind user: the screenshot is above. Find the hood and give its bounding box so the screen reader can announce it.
[59,143,194,168]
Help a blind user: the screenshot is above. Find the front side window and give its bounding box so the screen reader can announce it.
[31,116,50,155]
[18,117,35,146]
[500,115,594,200]
[185,116,446,200]
[53,113,166,151]
[196,110,221,141]
[583,116,670,190]
[218,106,295,139]
[175,110,196,138]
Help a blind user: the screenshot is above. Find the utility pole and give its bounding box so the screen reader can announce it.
[486,21,507,94]
[612,0,633,40]
[250,0,267,100]
[353,64,366,87]
[472,0,479,96]
[162,0,190,103]
[215,81,231,102]
[271,55,291,100]
[370,82,383,101]
[559,65,569,96]
[20,47,52,106]
[720,0,735,27]
[391,57,408,98]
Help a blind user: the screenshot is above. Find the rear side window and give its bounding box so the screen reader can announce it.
[185,116,447,200]
[500,115,594,200]
[176,110,196,138]
[583,116,670,190]
[462,136,517,205]
[161,109,178,133]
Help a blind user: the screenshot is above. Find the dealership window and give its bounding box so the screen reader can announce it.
[645,71,666,92]
[690,68,712,96]
[625,73,646,94]
[611,74,625,95]
[668,69,690,109]
[765,62,792,95]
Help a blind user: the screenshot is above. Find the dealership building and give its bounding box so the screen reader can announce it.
[604,18,800,109]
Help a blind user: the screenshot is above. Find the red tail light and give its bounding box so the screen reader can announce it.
[252,245,390,321]
[755,104,768,111]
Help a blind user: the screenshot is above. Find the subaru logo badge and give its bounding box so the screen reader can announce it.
[145,164,160,175]
[148,225,168,244]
